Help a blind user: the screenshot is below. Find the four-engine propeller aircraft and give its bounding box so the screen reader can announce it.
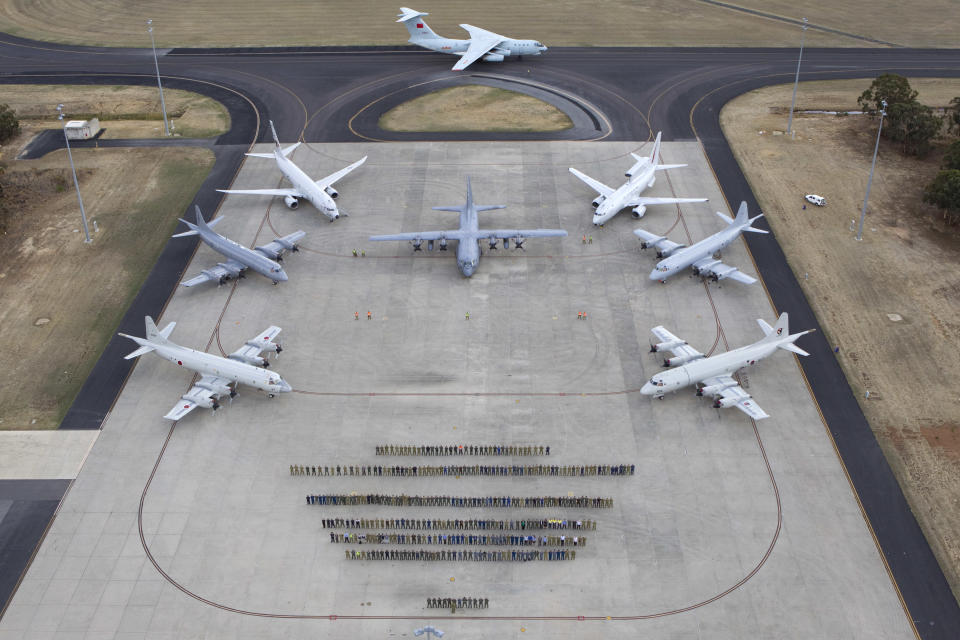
[120,317,291,421]
[641,313,814,420]
[397,7,547,71]
[569,132,708,226]
[369,177,567,277]
[174,206,305,287]
[634,201,767,284]
[218,120,366,221]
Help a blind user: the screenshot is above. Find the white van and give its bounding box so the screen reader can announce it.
[804,194,826,207]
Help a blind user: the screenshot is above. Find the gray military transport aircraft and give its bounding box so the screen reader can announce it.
[174,206,305,287]
[369,177,567,277]
[120,317,290,421]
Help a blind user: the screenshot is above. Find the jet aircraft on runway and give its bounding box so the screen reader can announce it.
[634,201,767,284]
[369,177,567,277]
[218,120,366,221]
[120,317,290,421]
[397,7,547,71]
[569,132,707,226]
[641,313,814,420]
[174,206,305,287]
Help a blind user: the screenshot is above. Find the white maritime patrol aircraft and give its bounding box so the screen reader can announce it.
[369,177,567,277]
[397,7,547,71]
[174,206,305,287]
[634,201,767,284]
[569,132,708,226]
[120,317,291,421]
[641,313,814,420]
[218,120,366,221]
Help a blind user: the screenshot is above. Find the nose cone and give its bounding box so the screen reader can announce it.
[460,263,475,277]
[276,270,289,282]
[641,382,656,395]
[278,379,292,393]
[539,45,548,53]
[648,269,660,281]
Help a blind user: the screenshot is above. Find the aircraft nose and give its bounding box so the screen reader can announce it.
[540,45,548,52]
[641,382,655,395]
[278,379,292,393]
[648,269,660,281]
[277,271,289,282]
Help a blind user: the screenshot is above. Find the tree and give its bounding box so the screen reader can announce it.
[943,140,960,171]
[885,100,942,156]
[948,97,960,135]
[0,103,20,144]
[923,169,960,225]
[858,74,918,115]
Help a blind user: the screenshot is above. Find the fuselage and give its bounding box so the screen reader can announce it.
[640,340,780,396]
[456,205,481,277]
[651,224,742,281]
[416,37,546,59]
[276,151,339,220]
[594,163,655,225]
[199,226,287,283]
[152,342,291,395]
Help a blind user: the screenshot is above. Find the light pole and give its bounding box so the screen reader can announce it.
[56,104,92,244]
[414,625,445,639]
[786,17,809,137]
[856,99,887,241]
[147,19,172,136]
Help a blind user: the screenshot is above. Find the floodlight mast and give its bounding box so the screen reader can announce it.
[856,99,887,241]
[147,19,172,136]
[56,104,92,244]
[786,17,809,136]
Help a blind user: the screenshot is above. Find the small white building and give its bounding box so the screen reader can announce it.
[63,118,100,140]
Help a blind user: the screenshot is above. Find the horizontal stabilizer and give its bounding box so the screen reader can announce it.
[171,229,198,238]
[245,153,276,159]
[757,318,774,337]
[779,342,810,357]
[715,211,735,225]
[123,344,156,360]
[432,206,465,212]
[654,164,687,171]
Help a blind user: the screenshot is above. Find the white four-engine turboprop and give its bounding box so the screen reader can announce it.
[174,206,305,287]
[397,7,547,71]
[634,201,767,284]
[368,177,567,277]
[641,313,814,420]
[218,120,366,221]
[569,132,708,226]
[119,316,291,421]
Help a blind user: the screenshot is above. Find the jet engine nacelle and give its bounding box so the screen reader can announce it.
[438,237,448,251]
[283,195,299,210]
[186,394,219,411]
[427,239,435,251]
[647,176,656,188]
[631,205,647,219]
[625,160,646,178]
[483,53,505,62]
[697,381,737,397]
[196,380,233,397]
[713,395,747,409]
[230,353,267,367]
[663,353,702,367]
[650,339,686,353]
[324,186,339,199]
[248,339,282,355]
[591,196,605,209]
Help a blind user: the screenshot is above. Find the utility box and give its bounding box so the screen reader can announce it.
[63,118,100,140]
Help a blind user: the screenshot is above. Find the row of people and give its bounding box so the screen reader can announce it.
[307,494,614,508]
[321,517,597,531]
[330,532,587,547]
[376,445,550,456]
[345,548,576,561]
[428,597,488,609]
[290,463,635,477]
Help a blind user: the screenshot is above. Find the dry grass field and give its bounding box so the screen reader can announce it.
[720,77,960,601]
[379,85,572,132]
[0,0,956,48]
[3,84,230,138]
[0,144,214,430]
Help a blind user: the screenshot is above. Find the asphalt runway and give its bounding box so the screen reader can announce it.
[1,32,959,636]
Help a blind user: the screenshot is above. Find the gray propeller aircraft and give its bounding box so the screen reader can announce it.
[369,177,567,277]
[120,317,291,421]
[218,121,366,221]
[642,313,814,420]
[173,206,305,287]
[397,7,547,71]
[634,201,767,284]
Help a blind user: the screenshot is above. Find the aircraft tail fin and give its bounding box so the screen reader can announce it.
[650,131,662,165]
[172,206,223,238]
[269,120,281,149]
[119,316,175,359]
[397,7,440,40]
[759,313,814,354]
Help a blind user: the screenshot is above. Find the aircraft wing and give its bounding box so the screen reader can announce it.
[650,326,703,359]
[254,230,307,260]
[691,257,757,284]
[568,168,614,198]
[452,25,505,71]
[181,259,247,287]
[231,326,283,361]
[369,230,469,242]
[633,228,684,254]
[627,196,708,207]
[217,188,302,198]
[479,229,568,240]
[315,156,368,189]
[163,374,231,421]
[702,375,769,420]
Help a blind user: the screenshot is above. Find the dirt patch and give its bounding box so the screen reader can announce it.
[0,146,214,430]
[379,85,572,133]
[0,0,957,48]
[721,77,960,602]
[1,84,230,139]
